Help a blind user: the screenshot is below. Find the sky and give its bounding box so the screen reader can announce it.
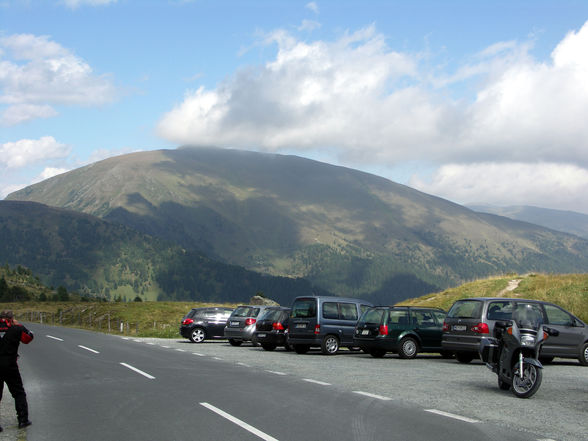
[2,0,588,214]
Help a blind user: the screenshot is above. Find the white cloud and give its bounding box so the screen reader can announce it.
[410,162,588,213]
[306,2,319,14]
[61,0,117,8]
[0,136,71,169]
[157,20,588,212]
[35,166,69,181]
[0,33,117,125]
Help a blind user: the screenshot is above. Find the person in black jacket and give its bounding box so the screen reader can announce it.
[0,310,34,431]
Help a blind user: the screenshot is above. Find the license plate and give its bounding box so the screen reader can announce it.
[257,333,267,338]
[361,329,370,335]
[231,321,239,326]
[453,325,467,331]
[296,323,307,328]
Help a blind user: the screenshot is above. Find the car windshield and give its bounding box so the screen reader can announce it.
[358,308,386,326]
[447,300,483,319]
[232,306,260,318]
[291,299,317,318]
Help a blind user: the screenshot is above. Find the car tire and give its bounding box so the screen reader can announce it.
[293,344,310,354]
[498,378,510,390]
[189,327,206,343]
[370,349,386,358]
[228,339,242,347]
[261,343,277,351]
[455,352,475,364]
[580,342,588,366]
[321,335,340,355]
[398,337,418,359]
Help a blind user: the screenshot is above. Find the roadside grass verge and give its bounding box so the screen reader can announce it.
[397,273,588,323]
[5,301,238,338]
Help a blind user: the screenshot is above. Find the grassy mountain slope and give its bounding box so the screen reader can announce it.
[468,205,588,239]
[398,273,588,323]
[7,147,588,302]
[0,201,319,303]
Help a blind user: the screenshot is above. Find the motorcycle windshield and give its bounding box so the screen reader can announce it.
[512,303,543,331]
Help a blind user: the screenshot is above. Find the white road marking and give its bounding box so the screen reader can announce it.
[193,352,205,356]
[237,362,250,367]
[302,378,331,386]
[213,357,223,360]
[425,409,480,424]
[46,335,64,341]
[175,348,186,352]
[78,345,100,354]
[353,391,391,401]
[133,339,142,343]
[265,370,287,376]
[120,362,156,380]
[146,342,155,345]
[200,402,279,441]
[161,345,171,348]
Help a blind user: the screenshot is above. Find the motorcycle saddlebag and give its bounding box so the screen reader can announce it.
[479,337,499,363]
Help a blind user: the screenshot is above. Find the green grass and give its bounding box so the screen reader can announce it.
[397,273,588,323]
[6,301,239,338]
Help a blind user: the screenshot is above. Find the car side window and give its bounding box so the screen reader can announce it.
[432,311,446,324]
[339,303,358,320]
[487,301,512,321]
[388,310,409,328]
[359,304,372,316]
[544,304,574,326]
[413,310,435,328]
[323,302,339,319]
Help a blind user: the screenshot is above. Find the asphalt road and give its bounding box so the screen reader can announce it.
[1,323,586,441]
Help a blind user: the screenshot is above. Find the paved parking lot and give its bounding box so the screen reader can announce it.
[135,337,587,441]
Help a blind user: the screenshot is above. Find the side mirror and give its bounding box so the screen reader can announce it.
[544,326,560,337]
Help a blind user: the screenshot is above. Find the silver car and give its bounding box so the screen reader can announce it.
[224,305,269,346]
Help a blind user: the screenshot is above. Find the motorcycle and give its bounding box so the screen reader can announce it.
[479,304,559,398]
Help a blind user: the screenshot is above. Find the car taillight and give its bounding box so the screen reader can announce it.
[471,322,489,334]
[442,321,449,332]
[314,324,320,335]
[272,322,285,331]
[245,318,256,326]
[182,318,194,325]
[379,325,388,336]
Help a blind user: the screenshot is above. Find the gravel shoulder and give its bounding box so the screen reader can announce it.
[136,337,588,441]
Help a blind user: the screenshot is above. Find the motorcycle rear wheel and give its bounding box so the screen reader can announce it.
[512,363,542,398]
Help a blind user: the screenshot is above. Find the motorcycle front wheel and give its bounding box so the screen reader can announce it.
[512,362,542,398]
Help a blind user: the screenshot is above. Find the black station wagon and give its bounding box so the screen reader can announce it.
[354,306,448,358]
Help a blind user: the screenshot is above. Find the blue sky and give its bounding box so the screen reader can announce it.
[2,0,588,213]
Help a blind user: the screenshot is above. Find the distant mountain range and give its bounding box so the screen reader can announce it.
[468,205,588,239]
[0,200,319,303]
[6,147,588,304]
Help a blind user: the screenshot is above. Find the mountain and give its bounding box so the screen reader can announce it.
[468,205,588,239]
[7,147,588,303]
[0,200,320,303]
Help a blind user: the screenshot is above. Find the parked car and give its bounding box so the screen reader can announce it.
[180,307,234,343]
[354,306,448,359]
[224,305,269,346]
[254,307,291,351]
[442,297,588,365]
[288,296,373,355]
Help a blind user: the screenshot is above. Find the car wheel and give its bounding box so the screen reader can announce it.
[370,349,386,358]
[293,344,310,354]
[580,342,588,366]
[321,335,340,355]
[398,337,418,359]
[455,352,475,364]
[189,327,206,343]
[228,339,242,347]
[261,343,277,351]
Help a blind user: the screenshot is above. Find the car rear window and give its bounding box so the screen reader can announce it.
[258,309,283,322]
[447,300,483,319]
[291,299,317,318]
[358,308,386,326]
[232,306,260,317]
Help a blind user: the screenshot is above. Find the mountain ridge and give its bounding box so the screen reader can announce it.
[7,146,588,302]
